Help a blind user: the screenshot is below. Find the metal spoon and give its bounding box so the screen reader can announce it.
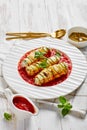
[6,29,66,40]
[79,36,87,42]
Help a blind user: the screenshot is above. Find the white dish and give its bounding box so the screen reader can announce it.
[2,38,87,99]
[67,26,87,48]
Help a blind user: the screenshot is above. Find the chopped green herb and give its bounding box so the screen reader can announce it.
[34,51,46,59]
[39,59,48,68]
[57,96,72,117]
[4,112,12,121]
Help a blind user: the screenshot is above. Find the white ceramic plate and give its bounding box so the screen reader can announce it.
[3,38,87,99]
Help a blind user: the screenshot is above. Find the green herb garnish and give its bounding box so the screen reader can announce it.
[4,112,12,121]
[39,59,48,68]
[58,96,72,117]
[34,51,46,59]
[56,51,61,57]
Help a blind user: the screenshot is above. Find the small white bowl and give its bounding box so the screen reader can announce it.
[67,26,87,48]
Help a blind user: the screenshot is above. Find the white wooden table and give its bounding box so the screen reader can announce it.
[0,0,87,130]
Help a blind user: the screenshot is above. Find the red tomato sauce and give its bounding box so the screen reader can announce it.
[13,96,36,113]
[18,47,72,87]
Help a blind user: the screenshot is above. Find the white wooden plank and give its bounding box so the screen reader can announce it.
[0,0,20,38]
[0,0,87,130]
[18,0,49,32]
[61,115,87,130]
[0,97,16,130]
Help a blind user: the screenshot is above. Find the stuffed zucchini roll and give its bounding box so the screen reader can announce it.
[25,55,60,76]
[21,47,49,67]
[35,62,68,86]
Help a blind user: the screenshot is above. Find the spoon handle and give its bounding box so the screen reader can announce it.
[81,36,87,40]
[6,33,50,40]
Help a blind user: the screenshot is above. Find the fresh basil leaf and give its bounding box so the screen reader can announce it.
[4,112,12,121]
[34,51,45,59]
[57,104,64,108]
[59,96,67,104]
[64,103,72,109]
[39,59,48,68]
[62,108,70,117]
[58,96,72,117]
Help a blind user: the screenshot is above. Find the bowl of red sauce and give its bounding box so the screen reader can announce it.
[4,88,39,120]
[13,96,37,114]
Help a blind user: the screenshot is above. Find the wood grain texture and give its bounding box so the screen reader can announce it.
[0,0,87,130]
